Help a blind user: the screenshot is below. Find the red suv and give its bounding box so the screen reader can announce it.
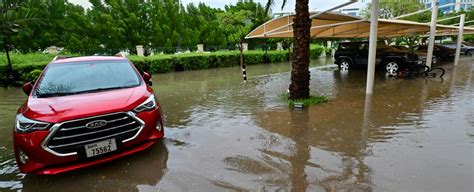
[13,56,165,174]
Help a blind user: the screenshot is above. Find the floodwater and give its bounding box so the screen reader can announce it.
[0,57,473,191]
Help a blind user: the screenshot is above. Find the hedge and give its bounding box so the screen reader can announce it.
[0,45,325,84]
[127,50,291,74]
[310,44,326,59]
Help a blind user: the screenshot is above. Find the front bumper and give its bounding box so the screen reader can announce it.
[13,108,164,174]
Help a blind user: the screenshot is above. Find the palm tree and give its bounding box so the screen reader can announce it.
[265,0,311,100]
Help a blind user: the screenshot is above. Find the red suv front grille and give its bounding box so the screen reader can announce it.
[44,112,143,156]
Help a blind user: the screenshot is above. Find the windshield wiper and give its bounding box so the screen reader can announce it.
[36,92,76,98]
[36,85,136,98]
[67,85,137,95]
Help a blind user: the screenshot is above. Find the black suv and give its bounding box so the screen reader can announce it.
[334,41,421,74]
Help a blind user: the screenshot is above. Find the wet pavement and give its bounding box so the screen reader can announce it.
[0,57,473,191]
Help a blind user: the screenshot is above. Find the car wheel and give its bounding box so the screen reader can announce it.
[338,59,351,71]
[385,60,400,75]
[466,50,473,56]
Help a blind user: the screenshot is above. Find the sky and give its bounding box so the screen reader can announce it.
[69,0,368,13]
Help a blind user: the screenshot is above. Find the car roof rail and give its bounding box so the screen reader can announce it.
[52,55,74,61]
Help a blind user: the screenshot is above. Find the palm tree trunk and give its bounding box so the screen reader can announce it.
[289,0,311,100]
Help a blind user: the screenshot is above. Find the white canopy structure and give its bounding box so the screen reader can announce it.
[246,9,472,95]
[246,12,474,39]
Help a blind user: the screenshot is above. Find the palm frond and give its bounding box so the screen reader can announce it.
[264,0,289,15]
[281,0,287,11]
[264,0,274,15]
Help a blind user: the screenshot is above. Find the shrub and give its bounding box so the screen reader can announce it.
[0,46,325,84]
[0,53,54,65]
[14,62,49,83]
[281,93,329,107]
[24,69,43,82]
[310,44,325,59]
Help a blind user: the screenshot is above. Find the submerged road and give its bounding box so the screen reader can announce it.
[0,57,473,191]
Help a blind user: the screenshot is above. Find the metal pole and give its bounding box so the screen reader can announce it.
[3,37,14,84]
[240,42,247,83]
[454,14,465,66]
[435,15,460,23]
[426,0,438,69]
[366,0,379,94]
[453,20,474,26]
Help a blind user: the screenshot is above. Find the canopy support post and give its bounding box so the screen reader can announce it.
[366,0,379,94]
[454,14,465,66]
[426,0,438,69]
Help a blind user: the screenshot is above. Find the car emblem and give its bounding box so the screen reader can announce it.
[86,120,107,129]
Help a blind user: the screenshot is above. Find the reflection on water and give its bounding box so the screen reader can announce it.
[0,57,473,191]
[2,140,168,191]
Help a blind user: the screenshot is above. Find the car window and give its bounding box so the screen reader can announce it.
[359,43,369,51]
[338,43,354,50]
[35,60,141,97]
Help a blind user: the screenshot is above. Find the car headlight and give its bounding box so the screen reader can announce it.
[133,94,157,113]
[15,114,51,133]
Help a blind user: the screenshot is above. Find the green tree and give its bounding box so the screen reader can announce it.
[0,0,33,82]
[184,3,226,50]
[88,0,150,51]
[361,0,427,20]
[360,0,431,52]
[225,0,269,28]
[438,9,474,25]
[218,10,253,48]
[9,0,98,53]
[226,0,271,50]
[5,0,275,54]
[218,9,253,73]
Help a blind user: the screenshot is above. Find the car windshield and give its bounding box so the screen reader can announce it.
[35,60,141,98]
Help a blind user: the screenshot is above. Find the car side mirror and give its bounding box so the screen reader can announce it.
[143,72,152,86]
[22,82,33,95]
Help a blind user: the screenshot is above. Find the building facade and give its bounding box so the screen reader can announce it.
[334,0,472,17]
[339,1,367,17]
[420,0,473,13]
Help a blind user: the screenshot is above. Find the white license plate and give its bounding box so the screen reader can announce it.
[85,138,117,158]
